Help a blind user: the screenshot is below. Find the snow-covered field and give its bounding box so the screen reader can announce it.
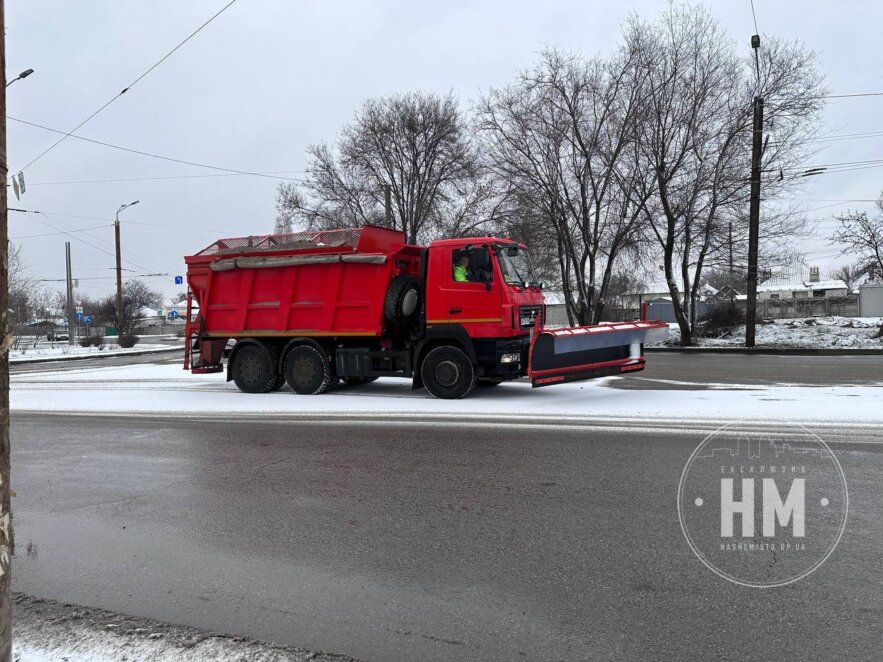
[9,343,181,363]
[653,316,883,348]
[10,361,883,424]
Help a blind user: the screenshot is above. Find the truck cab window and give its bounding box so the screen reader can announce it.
[452,247,492,284]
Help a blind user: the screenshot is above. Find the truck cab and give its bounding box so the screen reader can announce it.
[421,237,544,388]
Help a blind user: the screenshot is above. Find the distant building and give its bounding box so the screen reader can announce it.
[756,266,848,301]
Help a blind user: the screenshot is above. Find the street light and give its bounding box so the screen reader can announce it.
[115,200,140,336]
[6,68,34,88]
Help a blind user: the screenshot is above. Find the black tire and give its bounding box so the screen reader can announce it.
[384,275,421,327]
[421,345,475,399]
[477,379,501,387]
[231,345,277,394]
[269,374,286,391]
[284,345,333,395]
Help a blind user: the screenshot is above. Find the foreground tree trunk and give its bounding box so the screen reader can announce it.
[0,2,13,657]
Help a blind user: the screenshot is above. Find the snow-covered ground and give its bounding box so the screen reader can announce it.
[13,594,356,662]
[10,361,883,424]
[9,343,182,363]
[652,316,883,348]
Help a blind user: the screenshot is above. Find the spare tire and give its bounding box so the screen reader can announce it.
[384,275,421,327]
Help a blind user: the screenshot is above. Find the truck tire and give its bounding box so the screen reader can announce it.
[284,345,333,395]
[384,275,421,327]
[231,345,277,394]
[269,374,286,391]
[421,345,475,399]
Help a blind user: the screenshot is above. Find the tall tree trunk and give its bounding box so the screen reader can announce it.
[0,2,13,655]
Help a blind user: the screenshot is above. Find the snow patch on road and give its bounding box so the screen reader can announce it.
[11,362,883,424]
[13,594,358,662]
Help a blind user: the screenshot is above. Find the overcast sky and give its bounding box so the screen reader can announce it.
[7,0,883,303]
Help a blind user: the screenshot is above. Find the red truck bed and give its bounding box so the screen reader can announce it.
[184,225,419,338]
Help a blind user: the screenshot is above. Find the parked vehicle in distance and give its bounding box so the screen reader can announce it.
[183,225,667,399]
[47,332,70,341]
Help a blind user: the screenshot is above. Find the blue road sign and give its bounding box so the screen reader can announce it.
[174,275,183,285]
[83,315,94,325]
[169,310,179,320]
[75,312,83,321]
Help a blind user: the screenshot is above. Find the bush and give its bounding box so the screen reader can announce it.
[78,337,92,347]
[697,302,744,337]
[91,335,104,347]
[118,334,140,348]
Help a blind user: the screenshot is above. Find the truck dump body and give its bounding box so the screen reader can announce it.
[185,226,419,338]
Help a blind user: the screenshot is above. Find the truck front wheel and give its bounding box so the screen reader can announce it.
[421,345,475,399]
[230,345,278,394]
[284,345,333,395]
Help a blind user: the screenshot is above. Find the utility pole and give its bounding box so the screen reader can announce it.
[114,200,139,337]
[745,34,763,348]
[65,243,75,345]
[383,184,392,228]
[0,0,13,656]
[728,221,734,274]
[115,221,123,335]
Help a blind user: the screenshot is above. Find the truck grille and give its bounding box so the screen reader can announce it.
[519,305,544,328]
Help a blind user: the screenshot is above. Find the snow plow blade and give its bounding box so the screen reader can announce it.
[528,320,669,388]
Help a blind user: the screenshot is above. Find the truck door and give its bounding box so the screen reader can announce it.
[439,244,502,336]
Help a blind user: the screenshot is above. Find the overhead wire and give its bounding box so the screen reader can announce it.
[11,0,241,177]
[8,116,308,183]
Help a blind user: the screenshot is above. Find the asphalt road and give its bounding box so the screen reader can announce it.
[10,414,882,662]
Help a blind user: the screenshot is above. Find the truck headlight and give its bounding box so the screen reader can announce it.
[500,352,520,364]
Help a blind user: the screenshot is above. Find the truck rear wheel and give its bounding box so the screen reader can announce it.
[231,345,278,394]
[384,275,421,327]
[421,345,475,399]
[284,345,333,395]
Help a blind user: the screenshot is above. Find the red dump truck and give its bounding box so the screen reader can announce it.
[183,225,667,399]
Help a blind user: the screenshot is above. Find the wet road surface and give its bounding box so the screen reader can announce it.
[10,414,882,662]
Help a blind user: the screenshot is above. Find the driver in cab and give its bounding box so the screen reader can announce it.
[453,255,470,282]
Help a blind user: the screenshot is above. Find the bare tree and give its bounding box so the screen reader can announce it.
[627,5,824,344]
[831,196,883,277]
[276,91,488,243]
[829,262,866,292]
[477,49,650,324]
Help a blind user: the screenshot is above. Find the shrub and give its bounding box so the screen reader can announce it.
[697,302,745,337]
[78,337,92,347]
[118,334,140,348]
[91,335,104,347]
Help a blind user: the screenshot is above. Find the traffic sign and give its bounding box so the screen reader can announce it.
[175,275,183,285]
[75,312,83,321]
[83,315,93,325]
[169,310,179,320]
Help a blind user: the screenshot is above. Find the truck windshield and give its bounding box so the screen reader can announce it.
[497,246,539,288]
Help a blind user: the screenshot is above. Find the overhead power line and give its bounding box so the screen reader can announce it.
[26,171,306,186]
[9,224,112,240]
[8,116,306,182]
[9,206,240,235]
[12,0,240,177]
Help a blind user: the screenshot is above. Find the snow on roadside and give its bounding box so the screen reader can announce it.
[10,361,883,424]
[649,316,883,348]
[13,594,357,662]
[10,343,181,363]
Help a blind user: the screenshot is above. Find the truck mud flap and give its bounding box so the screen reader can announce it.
[528,320,669,388]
